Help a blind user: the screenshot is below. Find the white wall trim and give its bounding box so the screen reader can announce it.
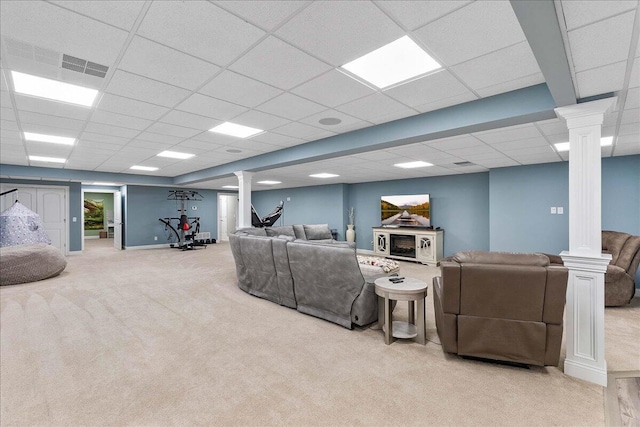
[124,243,173,250]
[564,359,608,388]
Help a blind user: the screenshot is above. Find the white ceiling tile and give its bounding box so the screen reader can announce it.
[336,93,412,122]
[137,1,265,66]
[615,133,640,145]
[251,132,306,147]
[385,70,471,107]
[16,122,77,139]
[560,0,638,31]
[619,122,640,135]
[175,93,248,120]
[160,111,219,131]
[199,71,283,108]
[621,108,640,124]
[614,144,640,156]
[126,139,174,151]
[1,92,12,108]
[257,93,326,121]
[0,120,20,132]
[476,158,520,168]
[106,71,191,108]
[271,122,334,140]
[49,0,145,31]
[214,1,309,31]
[177,139,224,152]
[276,1,403,66]
[629,57,639,89]
[415,92,478,114]
[230,110,290,131]
[451,42,541,91]
[79,135,128,149]
[97,94,169,121]
[473,125,543,144]
[375,0,473,31]
[299,110,371,133]
[537,119,569,136]
[14,94,92,121]
[499,144,556,156]
[144,122,201,139]
[413,0,526,66]
[117,37,220,90]
[626,87,640,109]
[90,110,154,131]
[445,145,499,157]
[368,108,418,125]
[425,135,482,150]
[515,154,562,165]
[229,36,332,90]
[135,131,184,145]
[1,1,128,63]
[26,140,73,156]
[475,73,545,98]
[84,122,139,139]
[491,137,550,152]
[568,11,635,72]
[546,133,570,144]
[18,110,85,132]
[575,61,627,98]
[1,107,16,122]
[291,70,375,108]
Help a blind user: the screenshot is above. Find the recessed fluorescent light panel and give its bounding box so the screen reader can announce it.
[11,71,99,107]
[257,180,281,185]
[23,132,75,145]
[394,161,433,169]
[554,137,614,152]
[222,185,239,189]
[209,122,263,138]
[309,173,339,179]
[29,155,66,163]
[341,36,441,89]
[130,165,159,171]
[157,150,195,159]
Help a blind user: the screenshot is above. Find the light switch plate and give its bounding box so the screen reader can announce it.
[557,207,564,214]
[550,207,557,214]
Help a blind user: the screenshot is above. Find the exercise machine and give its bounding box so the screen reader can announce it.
[251,201,284,227]
[159,190,212,250]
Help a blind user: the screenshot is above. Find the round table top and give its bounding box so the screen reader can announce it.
[374,277,427,294]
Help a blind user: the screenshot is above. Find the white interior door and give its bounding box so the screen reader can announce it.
[227,195,238,235]
[37,188,66,252]
[219,195,229,241]
[113,191,122,250]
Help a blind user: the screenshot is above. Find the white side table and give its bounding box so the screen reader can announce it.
[374,277,428,345]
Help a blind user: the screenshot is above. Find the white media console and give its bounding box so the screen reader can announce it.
[372,227,444,266]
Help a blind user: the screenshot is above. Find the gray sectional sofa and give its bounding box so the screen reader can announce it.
[229,224,398,328]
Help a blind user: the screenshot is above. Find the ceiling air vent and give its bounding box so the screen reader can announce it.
[62,54,109,78]
[454,161,475,166]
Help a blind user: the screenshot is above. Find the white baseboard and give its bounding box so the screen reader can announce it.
[68,250,82,256]
[564,359,608,387]
[124,243,173,250]
[84,236,99,240]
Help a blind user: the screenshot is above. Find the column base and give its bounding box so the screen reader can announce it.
[564,359,607,387]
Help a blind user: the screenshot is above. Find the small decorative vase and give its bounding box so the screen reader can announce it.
[346,224,355,243]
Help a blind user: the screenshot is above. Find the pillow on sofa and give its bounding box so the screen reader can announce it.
[303,224,332,240]
[276,234,296,242]
[266,225,296,238]
[292,224,307,240]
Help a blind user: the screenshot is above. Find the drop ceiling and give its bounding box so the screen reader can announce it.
[0,0,638,190]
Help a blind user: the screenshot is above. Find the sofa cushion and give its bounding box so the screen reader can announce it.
[266,225,296,238]
[292,224,307,240]
[303,224,332,240]
[453,251,549,267]
[235,227,267,237]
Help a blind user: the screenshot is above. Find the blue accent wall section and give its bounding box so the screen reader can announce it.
[252,184,348,240]
[490,155,640,286]
[348,173,490,255]
[0,178,83,251]
[124,186,218,248]
[489,162,569,254]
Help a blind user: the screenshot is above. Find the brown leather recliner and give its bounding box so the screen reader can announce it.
[602,230,640,306]
[433,251,568,366]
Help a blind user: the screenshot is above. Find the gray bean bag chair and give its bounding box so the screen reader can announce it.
[0,243,67,286]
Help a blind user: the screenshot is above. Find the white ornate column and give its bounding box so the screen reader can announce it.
[555,97,617,387]
[234,171,254,229]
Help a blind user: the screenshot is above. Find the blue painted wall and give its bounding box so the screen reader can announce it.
[124,186,218,247]
[348,173,491,255]
[252,184,348,240]
[490,155,640,286]
[0,178,83,251]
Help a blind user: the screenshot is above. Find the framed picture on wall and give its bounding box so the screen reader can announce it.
[84,199,104,230]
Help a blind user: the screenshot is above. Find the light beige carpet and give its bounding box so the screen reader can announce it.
[1,239,638,426]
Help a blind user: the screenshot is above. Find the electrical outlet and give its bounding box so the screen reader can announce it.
[154,236,158,241]
[72,217,77,222]
[557,207,564,214]
[287,197,291,201]
[550,207,557,214]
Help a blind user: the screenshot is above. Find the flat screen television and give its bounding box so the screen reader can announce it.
[381,194,430,228]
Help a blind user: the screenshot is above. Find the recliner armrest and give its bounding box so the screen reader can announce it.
[440,261,461,314]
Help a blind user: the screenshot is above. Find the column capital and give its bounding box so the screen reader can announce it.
[560,251,612,273]
[555,97,618,128]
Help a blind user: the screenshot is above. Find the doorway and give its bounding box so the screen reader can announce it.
[0,184,69,254]
[81,189,122,251]
[218,193,238,242]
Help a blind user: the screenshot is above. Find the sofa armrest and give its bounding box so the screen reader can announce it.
[440,261,461,314]
[543,266,568,325]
